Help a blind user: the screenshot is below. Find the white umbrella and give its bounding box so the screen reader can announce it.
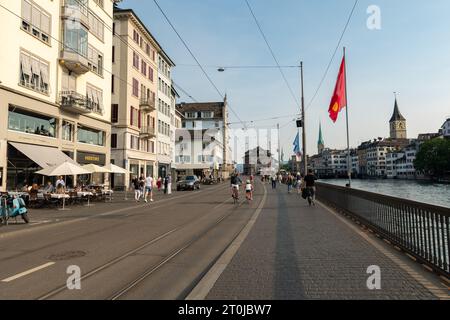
[36,161,91,176]
[104,164,129,200]
[36,161,90,210]
[105,164,129,174]
[82,164,112,173]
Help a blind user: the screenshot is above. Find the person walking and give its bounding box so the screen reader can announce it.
[287,173,293,193]
[131,176,141,202]
[163,176,169,195]
[304,169,318,206]
[296,172,302,195]
[167,175,172,195]
[245,179,254,201]
[144,174,154,203]
[271,174,277,189]
[157,177,162,192]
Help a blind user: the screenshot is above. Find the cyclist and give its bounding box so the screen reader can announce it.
[245,179,254,202]
[304,169,317,206]
[230,173,242,201]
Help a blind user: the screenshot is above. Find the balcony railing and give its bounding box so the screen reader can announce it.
[59,91,92,114]
[139,97,156,112]
[140,126,156,139]
[316,182,450,278]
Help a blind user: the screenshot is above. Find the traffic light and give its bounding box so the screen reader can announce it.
[296,119,303,128]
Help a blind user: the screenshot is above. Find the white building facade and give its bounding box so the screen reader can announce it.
[156,52,176,178]
[0,0,116,191]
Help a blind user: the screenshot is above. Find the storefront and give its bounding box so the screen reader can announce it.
[77,151,107,185]
[6,142,77,190]
[158,163,170,178]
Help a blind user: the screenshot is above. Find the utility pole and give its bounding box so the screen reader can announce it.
[277,123,281,172]
[343,47,351,187]
[300,61,307,175]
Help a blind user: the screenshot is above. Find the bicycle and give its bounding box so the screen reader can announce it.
[231,185,239,204]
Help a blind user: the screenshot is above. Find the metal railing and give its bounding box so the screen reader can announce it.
[316,182,450,278]
[140,126,156,137]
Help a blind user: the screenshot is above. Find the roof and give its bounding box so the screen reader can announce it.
[390,99,406,122]
[176,102,225,119]
[113,8,175,66]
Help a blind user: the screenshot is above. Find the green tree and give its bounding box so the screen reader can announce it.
[414,138,450,178]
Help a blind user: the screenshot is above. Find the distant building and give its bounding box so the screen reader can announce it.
[389,98,407,139]
[175,97,232,179]
[244,147,272,176]
[441,118,450,139]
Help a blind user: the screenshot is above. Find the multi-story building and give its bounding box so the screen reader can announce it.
[156,51,176,178]
[441,117,450,139]
[0,0,116,191]
[175,98,231,179]
[243,147,272,176]
[110,8,161,187]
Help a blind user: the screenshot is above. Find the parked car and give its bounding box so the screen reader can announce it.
[176,176,201,191]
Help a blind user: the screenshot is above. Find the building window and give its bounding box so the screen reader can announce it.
[133,51,139,69]
[63,20,88,58]
[111,104,118,123]
[86,84,103,114]
[111,134,117,149]
[132,78,139,97]
[133,29,139,43]
[88,12,104,41]
[21,0,51,44]
[141,60,147,76]
[62,121,74,141]
[202,111,213,118]
[88,45,103,76]
[77,125,105,146]
[8,105,57,138]
[19,51,50,94]
[92,0,104,8]
[130,135,139,150]
[111,75,114,93]
[149,67,154,82]
[186,112,197,119]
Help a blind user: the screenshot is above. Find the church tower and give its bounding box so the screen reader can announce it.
[318,123,325,154]
[389,98,407,139]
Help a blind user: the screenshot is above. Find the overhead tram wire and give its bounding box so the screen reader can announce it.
[152,0,246,129]
[177,64,299,70]
[244,0,300,111]
[305,0,359,112]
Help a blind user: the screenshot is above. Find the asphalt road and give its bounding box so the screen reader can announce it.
[0,181,265,300]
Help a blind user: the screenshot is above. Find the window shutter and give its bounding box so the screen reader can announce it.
[20,53,32,76]
[31,5,40,28]
[138,111,141,129]
[40,62,49,85]
[41,13,50,35]
[22,0,32,22]
[130,107,134,126]
[30,58,40,75]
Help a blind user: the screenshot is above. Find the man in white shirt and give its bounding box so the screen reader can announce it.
[56,176,66,194]
[144,174,154,203]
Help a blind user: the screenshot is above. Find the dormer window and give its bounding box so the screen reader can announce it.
[185,112,197,119]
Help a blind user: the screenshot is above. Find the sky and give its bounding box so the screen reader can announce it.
[120,0,450,160]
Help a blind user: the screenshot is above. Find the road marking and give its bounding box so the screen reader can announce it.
[317,200,449,300]
[186,181,268,300]
[2,262,55,283]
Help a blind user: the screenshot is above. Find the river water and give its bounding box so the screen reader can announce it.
[319,179,450,208]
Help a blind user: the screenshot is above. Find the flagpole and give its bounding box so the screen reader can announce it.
[300,61,307,175]
[343,47,351,187]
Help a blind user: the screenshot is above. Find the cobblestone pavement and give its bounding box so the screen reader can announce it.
[207,183,444,300]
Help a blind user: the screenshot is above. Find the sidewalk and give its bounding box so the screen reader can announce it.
[206,184,447,300]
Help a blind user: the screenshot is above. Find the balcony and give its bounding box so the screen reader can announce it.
[139,97,156,112]
[140,126,156,139]
[59,91,92,114]
[59,49,90,75]
[61,3,89,29]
